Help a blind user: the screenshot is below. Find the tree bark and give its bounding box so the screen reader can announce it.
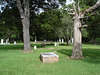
[16,0,32,52]
[71,14,83,59]
[22,18,31,52]
[6,38,9,44]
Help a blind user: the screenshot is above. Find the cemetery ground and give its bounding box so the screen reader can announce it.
[0,43,100,75]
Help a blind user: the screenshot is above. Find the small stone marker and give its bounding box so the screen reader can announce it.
[40,52,59,63]
[59,38,61,43]
[62,39,64,43]
[55,42,59,46]
[55,42,57,46]
[1,39,3,45]
[34,46,37,49]
[14,41,16,45]
[72,38,73,43]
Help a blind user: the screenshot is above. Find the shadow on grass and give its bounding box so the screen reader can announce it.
[82,48,100,64]
[57,48,100,64]
[31,43,54,48]
[0,44,54,51]
[0,45,23,50]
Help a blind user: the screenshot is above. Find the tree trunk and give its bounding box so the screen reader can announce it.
[69,0,100,59]
[71,15,83,59]
[59,38,61,43]
[35,36,37,42]
[22,18,31,52]
[6,38,9,44]
[16,0,32,53]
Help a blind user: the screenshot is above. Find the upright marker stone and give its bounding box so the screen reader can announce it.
[72,38,73,43]
[1,39,3,45]
[55,42,59,47]
[34,46,37,49]
[55,42,57,46]
[59,38,61,43]
[14,41,16,45]
[62,39,64,43]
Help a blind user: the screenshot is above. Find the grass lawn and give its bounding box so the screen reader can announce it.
[0,43,100,75]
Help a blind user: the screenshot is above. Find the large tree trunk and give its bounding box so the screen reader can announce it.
[16,0,32,53]
[71,15,83,59]
[69,0,100,59]
[22,18,31,52]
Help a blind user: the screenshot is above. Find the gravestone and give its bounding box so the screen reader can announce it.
[55,42,57,46]
[55,42,59,46]
[34,46,37,49]
[72,38,73,43]
[62,39,64,43]
[14,41,16,45]
[1,39,3,45]
[59,38,61,43]
[40,52,59,63]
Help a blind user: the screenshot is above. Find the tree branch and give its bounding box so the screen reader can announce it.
[68,13,75,15]
[78,0,81,12]
[79,25,89,28]
[79,24,100,28]
[73,1,77,14]
[83,0,100,14]
[16,0,24,19]
[16,0,22,11]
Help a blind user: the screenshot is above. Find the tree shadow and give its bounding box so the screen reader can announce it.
[82,48,100,64]
[57,48,100,64]
[31,43,55,48]
[0,45,23,50]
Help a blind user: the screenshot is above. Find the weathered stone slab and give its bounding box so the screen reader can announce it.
[40,52,59,63]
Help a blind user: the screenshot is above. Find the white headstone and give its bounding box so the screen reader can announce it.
[72,38,73,43]
[14,41,16,45]
[55,42,57,46]
[34,46,37,49]
[55,42,59,46]
[35,39,37,42]
[62,39,64,43]
[44,40,46,42]
[59,38,61,42]
[1,39,3,45]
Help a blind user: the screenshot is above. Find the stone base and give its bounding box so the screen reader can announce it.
[40,52,59,63]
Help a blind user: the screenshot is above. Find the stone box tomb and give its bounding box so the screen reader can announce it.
[40,52,59,63]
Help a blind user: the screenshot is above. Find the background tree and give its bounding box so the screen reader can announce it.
[0,6,22,43]
[30,10,63,41]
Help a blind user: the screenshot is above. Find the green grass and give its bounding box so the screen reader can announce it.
[0,43,100,75]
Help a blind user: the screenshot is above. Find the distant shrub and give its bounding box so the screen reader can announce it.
[95,38,100,44]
